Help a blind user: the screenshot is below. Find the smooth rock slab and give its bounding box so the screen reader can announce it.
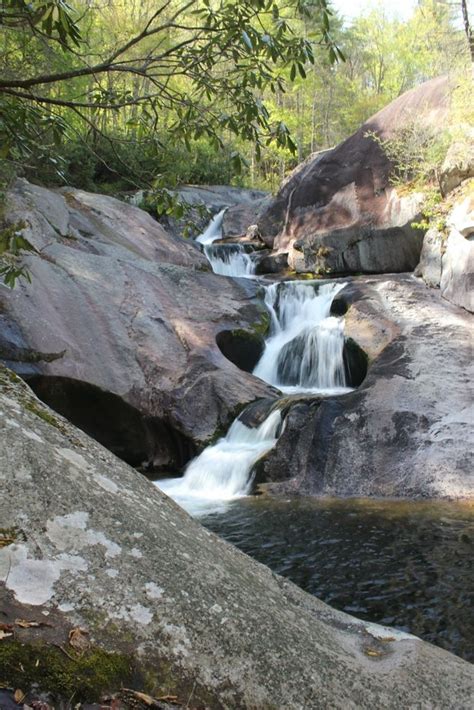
[1,369,473,708]
[0,180,274,471]
[261,275,474,499]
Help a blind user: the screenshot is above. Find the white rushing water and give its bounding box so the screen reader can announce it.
[196,209,256,278]
[253,281,351,395]
[157,258,350,514]
[157,409,281,515]
[196,209,226,245]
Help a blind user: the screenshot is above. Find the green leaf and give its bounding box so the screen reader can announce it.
[242,30,253,51]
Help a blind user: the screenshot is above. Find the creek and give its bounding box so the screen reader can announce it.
[157,211,473,662]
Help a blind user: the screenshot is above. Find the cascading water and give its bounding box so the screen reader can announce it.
[196,209,256,278]
[196,209,226,246]
[253,281,351,395]
[204,244,255,277]
[157,253,350,513]
[157,409,281,515]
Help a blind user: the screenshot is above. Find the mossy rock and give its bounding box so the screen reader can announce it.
[216,328,265,373]
[0,640,135,703]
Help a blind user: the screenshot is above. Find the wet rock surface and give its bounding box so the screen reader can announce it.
[0,180,274,470]
[260,274,474,499]
[1,368,473,709]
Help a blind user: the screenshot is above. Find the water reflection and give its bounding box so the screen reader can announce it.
[200,496,474,661]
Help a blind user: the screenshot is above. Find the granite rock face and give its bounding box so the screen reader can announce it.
[259,275,474,499]
[1,367,473,709]
[258,76,451,274]
[0,180,274,471]
[440,192,474,312]
[416,187,474,312]
[440,134,474,196]
[414,226,443,288]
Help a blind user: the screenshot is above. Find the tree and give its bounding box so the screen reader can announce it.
[0,0,341,185]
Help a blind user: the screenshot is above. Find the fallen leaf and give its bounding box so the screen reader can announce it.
[381,636,396,642]
[68,627,90,653]
[0,630,13,640]
[120,688,182,707]
[14,688,25,703]
[0,624,14,632]
[15,619,50,629]
[364,647,382,657]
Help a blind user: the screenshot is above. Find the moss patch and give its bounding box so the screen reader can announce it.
[0,640,135,702]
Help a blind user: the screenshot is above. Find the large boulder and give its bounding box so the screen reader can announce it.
[1,367,473,708]
[258,75,451,274]
[0,180,274,472]
[259,274,474,499]
[414,225,443,287]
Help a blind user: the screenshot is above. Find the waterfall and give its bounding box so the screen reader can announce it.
[156,409,281,515]
[253,281,350,395]
[196,209,226,245]
[196,210,256,278]
[204,244,255,277]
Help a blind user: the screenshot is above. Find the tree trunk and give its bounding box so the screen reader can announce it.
[461,0,474,65]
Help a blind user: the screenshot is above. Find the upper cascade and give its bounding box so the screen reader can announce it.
[196,209,256,278]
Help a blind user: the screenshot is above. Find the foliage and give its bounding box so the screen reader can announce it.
[0,0,471,285]
[411,187,447,233]
[0,221,36,287]
[366,123,451,189]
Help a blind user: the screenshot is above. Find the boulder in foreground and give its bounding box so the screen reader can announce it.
[1,368,473,708]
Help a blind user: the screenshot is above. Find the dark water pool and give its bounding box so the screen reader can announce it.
[199,497,474,661]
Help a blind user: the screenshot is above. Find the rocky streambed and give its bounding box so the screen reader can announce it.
[1,75,474,707]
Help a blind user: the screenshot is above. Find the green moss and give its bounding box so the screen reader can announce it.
[0,640,135,702]
[250,310,270,336]
[24,400,62,429]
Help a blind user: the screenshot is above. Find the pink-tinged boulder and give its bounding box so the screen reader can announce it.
[258,76,451,274]
[0,180,274,472]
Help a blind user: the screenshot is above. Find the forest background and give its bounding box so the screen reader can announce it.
[0,0,471,207]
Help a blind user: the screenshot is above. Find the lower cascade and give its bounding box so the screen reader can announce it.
[196,209,256,277]
[158,279,351,514]
[157,409,281,514]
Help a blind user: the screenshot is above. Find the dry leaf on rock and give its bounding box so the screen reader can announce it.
[68,627,90,653]
[14,688,25,703]
[0,629,13,640]
[15,619,50,629]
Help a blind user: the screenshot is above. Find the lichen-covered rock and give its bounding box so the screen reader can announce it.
[260,275,474,499]
[440,134,474,196]
[415,187,474,311]
[414,225,443,287]
[258,75,451,274]
[440,192,474,312]
[0,180,274,471]
[1,368,473,708]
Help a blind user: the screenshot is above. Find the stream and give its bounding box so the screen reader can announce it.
[157,211,474,662]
